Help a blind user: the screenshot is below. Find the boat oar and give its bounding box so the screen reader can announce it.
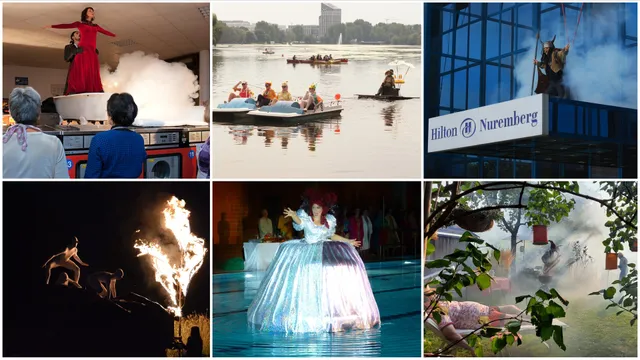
[531,31,540,96]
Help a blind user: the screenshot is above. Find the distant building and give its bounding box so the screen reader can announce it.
[301,25,320,39]
[277,24,287,31]
[220,20,254,31]
[319,3,341,38]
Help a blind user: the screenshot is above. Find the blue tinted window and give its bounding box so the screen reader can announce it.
[486,20,499,59]
[458,11,470,27]
[557,103,576,133]
[442,32,452,55]
[442,10,453,33]
[488,3,501,16]
[517,27,535,51]
[499,66,511,101]
[502,8,512,23]
[626,3,637,38]
[440,74,451,107]
[456,26,469,57]
[518,4,533,27]
[441,56,452,73]
[501,23,512,55]
[470,3,483,16]
[600,110,609,137]
[455,59,467,70]
[469,21,482,60]
[468,65,480,109]
[486,65,499,105]
[454,69,467,109]
[500,56,512,66]
[590,108,598,136]
[439,109,450,116]
[576,106,584,135]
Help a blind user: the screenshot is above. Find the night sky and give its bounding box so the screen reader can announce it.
[3,181,210,327]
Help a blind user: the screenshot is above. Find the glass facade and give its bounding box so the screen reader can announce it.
[424,3,638,178]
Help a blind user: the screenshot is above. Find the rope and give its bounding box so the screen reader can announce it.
[561,4,568,43]
[571,3,585,45]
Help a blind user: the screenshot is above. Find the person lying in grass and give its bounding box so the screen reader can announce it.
[424,285,527,356]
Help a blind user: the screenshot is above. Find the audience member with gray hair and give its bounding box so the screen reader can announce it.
[3,87,69,178]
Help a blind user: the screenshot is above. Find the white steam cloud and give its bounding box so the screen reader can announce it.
[515,5,637,109]
[101,51,206,127]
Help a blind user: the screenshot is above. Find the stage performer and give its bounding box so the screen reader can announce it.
[247,189,380,333]
[48,7,116,94]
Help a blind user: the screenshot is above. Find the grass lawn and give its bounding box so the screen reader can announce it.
[425,296,637,357]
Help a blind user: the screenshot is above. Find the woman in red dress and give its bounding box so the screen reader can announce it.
[49,7,116,94]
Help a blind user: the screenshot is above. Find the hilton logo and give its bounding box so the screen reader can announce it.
[460,118,476,138]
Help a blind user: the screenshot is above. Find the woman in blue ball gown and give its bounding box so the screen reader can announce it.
[247,190,381,333]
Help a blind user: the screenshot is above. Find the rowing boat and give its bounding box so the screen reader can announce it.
[286,58,349,64]
[246,101,343,122]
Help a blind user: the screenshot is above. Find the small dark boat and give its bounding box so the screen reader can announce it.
[355,94,418,101]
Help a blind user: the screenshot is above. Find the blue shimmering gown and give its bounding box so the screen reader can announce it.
[247,209,381,333]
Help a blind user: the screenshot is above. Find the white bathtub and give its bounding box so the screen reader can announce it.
[53,93,112,122]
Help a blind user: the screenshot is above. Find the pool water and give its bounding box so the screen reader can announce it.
[213,260,422,357]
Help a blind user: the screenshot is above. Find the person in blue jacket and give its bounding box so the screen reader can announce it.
[85,93,146,178]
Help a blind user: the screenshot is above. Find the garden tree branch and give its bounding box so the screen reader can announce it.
[434,310,530,355]
[425,182,636,241]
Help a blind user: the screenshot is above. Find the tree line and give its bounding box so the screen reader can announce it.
[212,14,420,46]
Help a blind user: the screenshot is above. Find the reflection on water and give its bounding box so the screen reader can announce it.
[212,45,422,178]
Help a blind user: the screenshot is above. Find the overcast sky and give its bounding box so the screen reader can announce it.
[212,1,423,26]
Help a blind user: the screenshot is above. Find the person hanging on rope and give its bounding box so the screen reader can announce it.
[533,35,570,99]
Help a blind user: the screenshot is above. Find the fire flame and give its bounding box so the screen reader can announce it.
[134,196,207,317]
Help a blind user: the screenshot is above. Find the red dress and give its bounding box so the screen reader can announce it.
[51,21,116,94]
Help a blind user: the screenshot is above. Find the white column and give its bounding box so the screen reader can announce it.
[199,49,210,105]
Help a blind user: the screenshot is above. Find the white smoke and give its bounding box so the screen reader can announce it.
[101,51,206,127]
[515,5,637,109]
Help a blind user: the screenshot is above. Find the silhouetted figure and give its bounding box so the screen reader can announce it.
[185,326,203,357]
[217,212,230,243]
[88,269,124,299]
[43,236,89,285]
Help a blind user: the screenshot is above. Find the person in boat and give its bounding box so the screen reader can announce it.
[534,35,570,99]
[329,54,333,60]
[376,69,396,96]
[300,84,323,112]
[310,55,315,61]
[227,81,253,103]
[293,55,297,61]
[257,81,277,107]
[270,81,293,105]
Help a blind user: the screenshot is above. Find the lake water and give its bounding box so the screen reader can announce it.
[212,44,422,179]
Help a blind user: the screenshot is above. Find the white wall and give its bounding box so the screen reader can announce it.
[3,65,68,99]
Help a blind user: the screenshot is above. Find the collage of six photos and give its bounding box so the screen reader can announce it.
[1,0,638,358]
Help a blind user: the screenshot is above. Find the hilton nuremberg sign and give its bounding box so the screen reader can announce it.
[427,94,549,153]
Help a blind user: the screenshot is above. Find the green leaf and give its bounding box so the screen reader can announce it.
[547,301,566,318]
[527,297,538,313]
[540,325,553,341]
[552,325,566,351]
[493,249,501,263]
[516,335,523,346]
[604,287,617,300]
[491,336,507,353]
[506,333,515,346]
[506,320,521,333]
[477,273,492,291]
[617,311,625,316]
[535,290,552,301]
[482,327,503,338]
[631,318,636,326]
[442,292,453,302]
[467,333,478,347]
[515,295,530,304]
[433,311,441,324]
[588,291,603,296]
[549,289,569,306]
[426,241,436,256]
[474,347,484,357]
[426,259,451,269]
[624,298,634,307]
